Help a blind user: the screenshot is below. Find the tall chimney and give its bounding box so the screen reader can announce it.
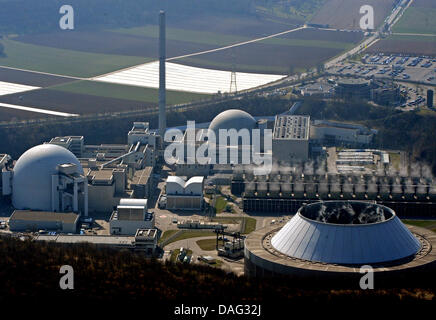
[159,10,166,137]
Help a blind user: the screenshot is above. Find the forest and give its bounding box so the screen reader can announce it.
[0,235,434,306]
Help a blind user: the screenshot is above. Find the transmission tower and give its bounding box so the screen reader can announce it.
[230,49,237,93]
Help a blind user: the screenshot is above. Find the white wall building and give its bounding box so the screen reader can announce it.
[110,198,154,235]
[166,176,204,210]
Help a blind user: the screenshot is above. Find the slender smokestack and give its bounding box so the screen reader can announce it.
[159,10,166,137]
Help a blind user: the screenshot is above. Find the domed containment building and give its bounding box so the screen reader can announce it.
[208,109,257,135]
[12,144,88,215]
[245,201,436,280]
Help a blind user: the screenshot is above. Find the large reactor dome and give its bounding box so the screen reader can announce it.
[12,144,84,211]
[209,109,257,134]
[271,201,421,265]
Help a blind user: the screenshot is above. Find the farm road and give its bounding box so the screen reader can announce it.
[167,26,307,61]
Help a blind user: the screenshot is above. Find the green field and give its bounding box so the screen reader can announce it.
[162,230,215,246]
[158,230,179,245]
[114,25,246,47]
[51,80,210,105]
[393,7,436,35]
[0,38,149,78]
[214,197,228,213]
[115,25,352,50]
[261,38,353,50]
[243,217,257,234]
[403,220,436,229]
[196,239,217,251]
[176,56,290,74]
[389,34,436,42]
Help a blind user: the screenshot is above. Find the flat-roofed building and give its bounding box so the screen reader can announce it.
[134,228,158,255]
[110,198,154,235]
[9,210,79,233]
[272,115,310,163]
[311,120,375,146]
[81,159,130,213]
[49,136,84,158]
[131,166,153,199]
[335,78,371,100]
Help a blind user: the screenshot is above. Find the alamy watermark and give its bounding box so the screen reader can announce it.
[164,121,273,175]
[59,5,74,30]
[359,265,374,290]
[59,265,74,290]
[360,5,375,31]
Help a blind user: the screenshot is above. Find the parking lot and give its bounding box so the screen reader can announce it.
[327,53,436,109]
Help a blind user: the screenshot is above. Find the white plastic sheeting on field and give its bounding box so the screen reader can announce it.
[94,61,285,94]
[0,81,39,96]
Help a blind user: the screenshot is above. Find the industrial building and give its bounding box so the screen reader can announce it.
[310,120,376,147]
[335,78,371,100]
[9,210,79,233]
[165,176,204,210]
[245,201,436,279]
[110,198,154,235]
[371,80,403,107]
[0,119,158,237]
[10,144,88,216]
[272,115,310,163]
[34,228,158,255]
[232,148,436,217]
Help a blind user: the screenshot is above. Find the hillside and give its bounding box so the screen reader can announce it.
[0,235,434,306]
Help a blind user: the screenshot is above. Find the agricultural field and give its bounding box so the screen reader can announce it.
[95,61,285,94]
[173,29,362,74]
[310,0,397,30]
[0,38,149,78]
[51,80,210,104]
[366,34,436,56]
[393,0,436,35]
[0,88,150,118]
[0,107,54,122]
[0,4,367,120]
[0,67,75,87]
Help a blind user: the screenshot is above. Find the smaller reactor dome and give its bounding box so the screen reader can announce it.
[209,109,257,134]
[12,144,84,211]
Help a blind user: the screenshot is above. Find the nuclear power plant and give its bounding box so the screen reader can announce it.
[1,11,436,283]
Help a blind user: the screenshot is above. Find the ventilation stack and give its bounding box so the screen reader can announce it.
[159,10,166,137]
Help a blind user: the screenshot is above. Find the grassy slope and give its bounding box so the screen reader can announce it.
[0,39,150,78]
[393,7,436,35]
[50,80,210,105]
